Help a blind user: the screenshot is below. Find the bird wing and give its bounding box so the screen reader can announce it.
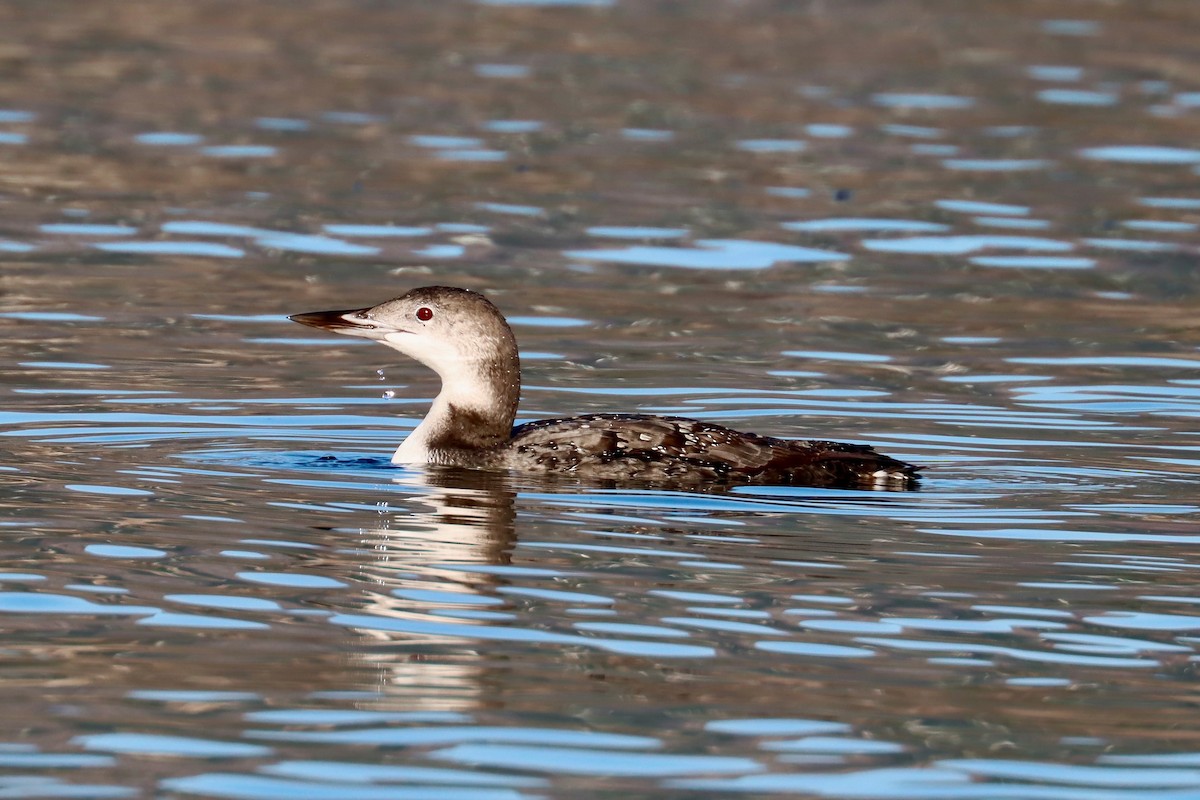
[508,414,918,487]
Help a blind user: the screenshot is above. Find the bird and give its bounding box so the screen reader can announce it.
[290,286,920,489]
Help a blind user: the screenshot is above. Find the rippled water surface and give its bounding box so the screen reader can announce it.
[3,1,1200,797]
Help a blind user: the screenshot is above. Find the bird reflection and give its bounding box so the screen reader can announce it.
[341,466,520,707]
[355,466,518,596]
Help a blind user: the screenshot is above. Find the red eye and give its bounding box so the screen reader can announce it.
[416,307,433,322]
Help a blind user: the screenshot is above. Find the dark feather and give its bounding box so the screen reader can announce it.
[503,414,920,489]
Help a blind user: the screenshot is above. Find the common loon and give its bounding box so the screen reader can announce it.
[290,286,920,489]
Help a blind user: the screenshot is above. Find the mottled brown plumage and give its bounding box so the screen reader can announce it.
[502,414,918,488]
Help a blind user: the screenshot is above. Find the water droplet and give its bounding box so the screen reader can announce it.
[381,389,395,400]
[376,368,386,380]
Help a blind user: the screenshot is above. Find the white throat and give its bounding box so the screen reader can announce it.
[390,362,517,465]
[392,397,446,463]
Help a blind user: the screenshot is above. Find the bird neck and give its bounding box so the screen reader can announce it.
[392,352,521,464]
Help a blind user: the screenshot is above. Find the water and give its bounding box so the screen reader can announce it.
[2,2,1200,798]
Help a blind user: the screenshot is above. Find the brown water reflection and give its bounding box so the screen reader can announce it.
[2,0,1200,797]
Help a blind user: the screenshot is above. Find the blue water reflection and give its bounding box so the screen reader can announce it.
[1080,145,1200,163]
[565,239,849,268]
[1038,89,1118,106]
[135,132,203,146]
[862,234,1071,255]
[872,93,975,109]
[942,158,1052,171]
[94,241,245,257]
[1028,65,1085,81]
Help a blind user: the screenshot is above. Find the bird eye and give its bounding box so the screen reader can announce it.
[416,307,433,322]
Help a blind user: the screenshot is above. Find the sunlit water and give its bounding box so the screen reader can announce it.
[2,2,1200,798]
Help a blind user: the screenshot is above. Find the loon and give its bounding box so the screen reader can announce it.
[290,286,920,489]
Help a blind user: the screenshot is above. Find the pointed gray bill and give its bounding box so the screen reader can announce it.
[288,308,374,332]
